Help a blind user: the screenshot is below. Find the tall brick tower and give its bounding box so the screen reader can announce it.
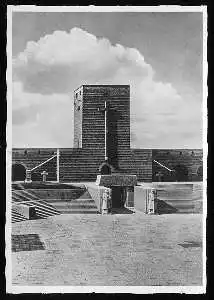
[73,85,130,170]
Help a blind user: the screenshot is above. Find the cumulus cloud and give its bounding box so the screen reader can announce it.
[12,81,74,147]
[12,27,202,148]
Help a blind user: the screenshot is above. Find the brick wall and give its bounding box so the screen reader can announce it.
[152,149,203,181]
[12,148,57,181]
[114,149,153,182]
[59,148,105,182]
[12,148,203,182]
[80,85,130,170]
[58,148,152,182]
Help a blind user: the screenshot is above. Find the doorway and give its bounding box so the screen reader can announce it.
[100,164,111,175]
[111,186,125,208]
[12,164,26,181]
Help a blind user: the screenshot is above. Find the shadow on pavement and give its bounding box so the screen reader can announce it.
[157,199,178,214]
[111,207,134,214]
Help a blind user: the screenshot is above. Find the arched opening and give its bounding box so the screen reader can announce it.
[197,166,203,180]
[12,164,26,181]
[174,164,189,182]
[100,164,111,175]
[99,161,113,175]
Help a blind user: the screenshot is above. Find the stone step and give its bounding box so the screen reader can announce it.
[35,210,60,218]
[24,188,89,200]
[12,191,38,202]
[12,188,99,217]
[12,211,28,223]
[12,200,60,217]
[51,204,97,209]
[35,206,60,216]
[44,199,94,204]
[13,189,40,201]
[13,199,60,211]
[176,209,199,214]
[56,204,98,210]
[46,198,98,214]
[58,210,99,214]
[158,190,191,194]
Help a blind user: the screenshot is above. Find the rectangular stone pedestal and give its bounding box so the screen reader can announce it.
[95,174,137,213]
[12,203,36,219]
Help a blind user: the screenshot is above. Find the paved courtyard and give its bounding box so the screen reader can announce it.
[11,212,203,286]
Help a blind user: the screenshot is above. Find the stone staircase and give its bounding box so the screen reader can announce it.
[12,190,61,222]
[44,198,98,214]
[12,184,99,223]
[12,211,29,223]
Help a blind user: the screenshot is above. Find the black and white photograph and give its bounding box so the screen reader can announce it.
[6,6,207,293]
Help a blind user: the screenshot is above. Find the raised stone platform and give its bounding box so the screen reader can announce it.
[96,174,137,187]
[93,175,138,213]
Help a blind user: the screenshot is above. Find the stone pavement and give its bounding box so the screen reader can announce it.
[11,212,203,286]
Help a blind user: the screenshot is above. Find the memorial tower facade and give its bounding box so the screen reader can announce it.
[73,85,131,170]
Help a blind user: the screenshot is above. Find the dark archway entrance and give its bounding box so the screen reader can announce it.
[174,164,189,182]
[100,164,111,175]
[12,164,26,181]
[111,187,125,208]
[99,161,112,175]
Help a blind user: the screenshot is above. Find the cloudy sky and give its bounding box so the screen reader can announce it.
[12,10,203,148]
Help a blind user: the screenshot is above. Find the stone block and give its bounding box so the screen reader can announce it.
[12,203,36,219]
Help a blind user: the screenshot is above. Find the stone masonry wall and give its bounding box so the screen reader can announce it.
[12,148,57,181]
[12,148,202,182]
[152,149,203,181]
[81,85,130,170]
[59,148,105,182]
[115,149,153,182]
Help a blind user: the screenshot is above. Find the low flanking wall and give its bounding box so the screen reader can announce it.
[12,203,36,219]
[86,183,107,213]
[135,183,203,214]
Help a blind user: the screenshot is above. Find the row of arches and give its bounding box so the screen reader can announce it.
[11,163,203,182]
[11,163,112,181]
[11,162,113,181]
